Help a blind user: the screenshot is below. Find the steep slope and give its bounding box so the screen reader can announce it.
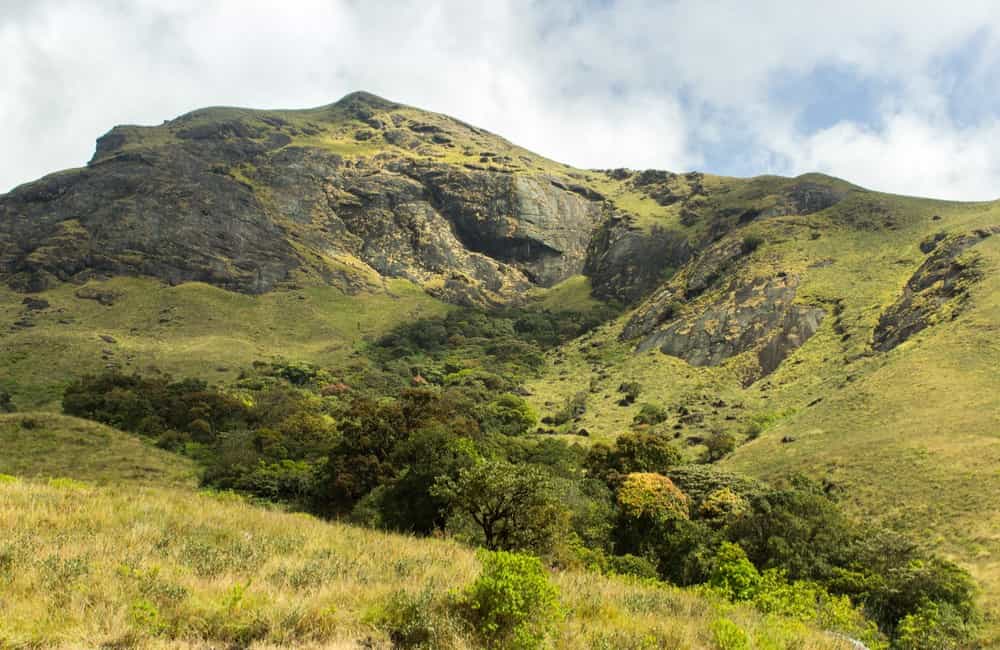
[526,192,1000,637]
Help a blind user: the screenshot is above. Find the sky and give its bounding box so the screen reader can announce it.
[2,0,999,200]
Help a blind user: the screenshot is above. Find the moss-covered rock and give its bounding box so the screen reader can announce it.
[873,226,1000,351]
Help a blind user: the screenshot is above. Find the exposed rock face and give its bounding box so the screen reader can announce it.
[620,237,750,341]
[873,227,998,351]
[0,158,297,294]
[632,275,824,383]
[0,93,603,306]
[584,217,692,305]
[410,164,602,287]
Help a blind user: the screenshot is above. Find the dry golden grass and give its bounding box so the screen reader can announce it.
[0,477,852,649]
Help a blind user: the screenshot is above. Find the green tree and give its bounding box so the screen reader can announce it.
[616,472,690,523]
[432,459,567,553]
[613,472,697,574]
[483,393,537,436]
[370,428,478,533]
[585,432,682,485]
[704,430,737,461]
[698,487,749,526]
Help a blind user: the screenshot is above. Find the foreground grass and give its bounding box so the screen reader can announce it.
[0,475,852,649]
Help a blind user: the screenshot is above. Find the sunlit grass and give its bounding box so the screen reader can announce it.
[0,476,853,649]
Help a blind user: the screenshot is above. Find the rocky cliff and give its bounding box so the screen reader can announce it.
[0,92,604,306]
[2,91,992,381]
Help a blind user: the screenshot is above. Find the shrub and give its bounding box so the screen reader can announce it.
[551,391,588,425]
[741,234,764,254]
[632,403,668,426]
[894,601,971,650]
[704,430,737,462]
[617,381,641,406]
[369,589,452,649]
[710,617,750,650]
[709,542,760,601]
[751,569,885,647]
[606,554,660,580]
[744,412,782,440]
[457,550,561,650]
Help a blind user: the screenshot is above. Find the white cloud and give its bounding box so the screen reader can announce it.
[1,0,999,199]
[781,112,1000,200]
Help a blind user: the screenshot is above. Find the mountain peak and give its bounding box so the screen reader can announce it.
[332,90,401,112]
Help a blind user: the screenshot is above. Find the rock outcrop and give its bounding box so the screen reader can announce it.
[873,227,999,351]
[0,92,603,306]
[631,275,823,383]
[584,217,692,305]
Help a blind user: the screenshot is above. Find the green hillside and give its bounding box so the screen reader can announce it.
[522,192,1000,641]
[0,277,449,410]
[0,412,198,487]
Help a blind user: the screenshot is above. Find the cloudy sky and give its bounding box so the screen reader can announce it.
[3,1,999,200]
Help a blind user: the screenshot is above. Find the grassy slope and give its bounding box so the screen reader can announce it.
[727,230,1000,640]
[0,276,450,410]
[0,412,198,488]
[0,428,849,649]
[526,193,1000,638]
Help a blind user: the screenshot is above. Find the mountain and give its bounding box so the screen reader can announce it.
[0,91,606,304]
[1,92,998,641]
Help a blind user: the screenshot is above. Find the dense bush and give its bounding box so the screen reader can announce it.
[585,431,682,485]
[894,600,973,650]
[63,372,251,444]
[457,550,561,650]
[704,429,737,461]
[741,234,764,254]
[632,403,668,426]
[617,381,641,406]
[369,588,452,649]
